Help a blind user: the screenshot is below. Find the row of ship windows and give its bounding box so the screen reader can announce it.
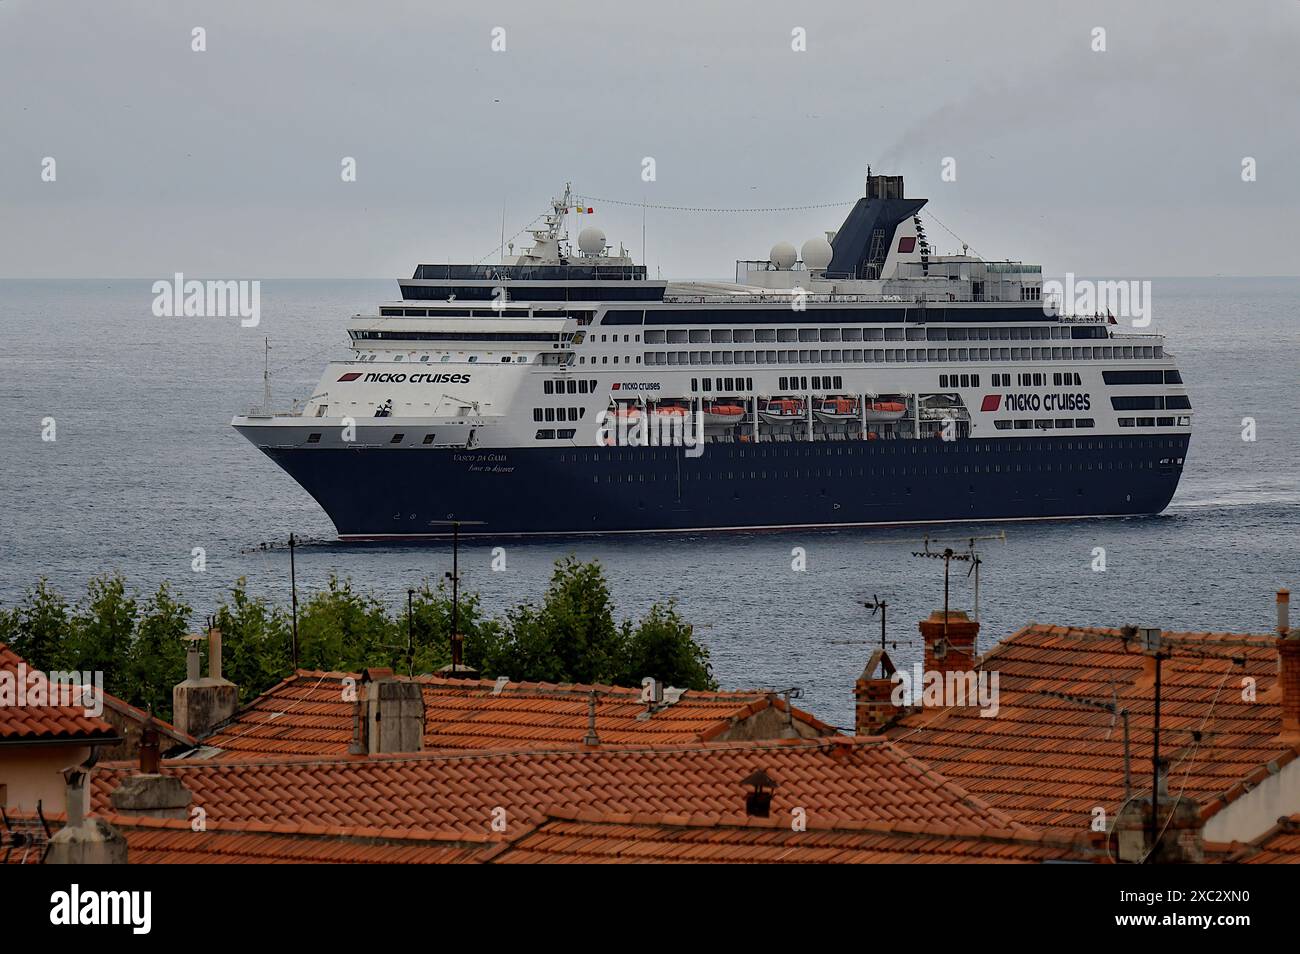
[642,344,1161,366]
[543,379,598,394]
[642,325,1092,345]
[536,429,577,440]
[533,407,589,422]
[586,458,1174,481]
[306,433,439,445]
[1119,417,1191,428]
[577,355,643,365]
[1112,395,1192,410]
[994,419,1096,430]
[558,437,1185,462]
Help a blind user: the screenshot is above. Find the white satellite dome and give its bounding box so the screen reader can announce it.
[801,237,833,271]
[577,227,606,256]
[769,241,797,270]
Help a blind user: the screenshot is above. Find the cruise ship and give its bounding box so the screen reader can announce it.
[232,172,1191,538]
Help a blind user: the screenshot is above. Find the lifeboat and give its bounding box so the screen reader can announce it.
[814,396,859,424]
[758,398,805,424]
[701,402,744,426]
[863,400,908,423]
[652,403,690,418]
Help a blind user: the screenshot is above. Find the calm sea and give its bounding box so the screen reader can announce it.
[1,278,1297,728]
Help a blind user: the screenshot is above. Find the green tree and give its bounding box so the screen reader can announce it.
[64,574,138,697]
[296,575,395,673]
[214,579,294,704]
[126,583,191,720]
[465,557,625,684]
[3,579,71,670]
[616,601,717,691]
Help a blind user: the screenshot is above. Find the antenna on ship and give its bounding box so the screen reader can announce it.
[262,337,272,413]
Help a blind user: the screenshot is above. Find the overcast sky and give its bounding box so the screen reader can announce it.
[2,0,1297,278]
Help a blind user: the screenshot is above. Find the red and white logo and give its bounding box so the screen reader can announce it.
[980,394,1001,412]
[337,372,362,382]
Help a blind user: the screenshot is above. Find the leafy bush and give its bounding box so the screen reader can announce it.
[0,559,717,723]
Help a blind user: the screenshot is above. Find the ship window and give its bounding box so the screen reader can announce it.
[590,380,596,390]
[1076,418,1095,428]
[960,375,969,387]
[420,355,430,362]
[544,381,553,394]
[1118,417,1136,427]
[1157,417,1175,427]
[545,408,555,421]
[691,378,698,392]
[307,433,322,443]
[558,429,576,439]
[1165,370,1183,384]
[423,434,436,444]
[1014,420,1032,430]
[971,375,979,387]
[1055,419,1073,428]
[602,356,608,364]
[536,429,555,439]
[533,408,542,421]
[703,378,712,391]
[1137,417,1155,427]
[390,433,405,443]
[994,420,1011,431]
[940,375,948,387]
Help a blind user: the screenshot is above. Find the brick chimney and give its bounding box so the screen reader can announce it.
[918,610,979,674]
[172,627,238,739]
[109,719,194,821]
[362,669,424,755]
[854,649,901,735]
[1277,589,1299,733]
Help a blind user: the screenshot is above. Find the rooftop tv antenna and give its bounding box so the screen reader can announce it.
[910,530,1005,628]
[426,519,486,675]
[0,803,52,865]
[863,595,894,650]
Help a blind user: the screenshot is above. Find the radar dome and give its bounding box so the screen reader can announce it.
[769,241,797,270]
[578,227,606,256]
[801,237,833,271]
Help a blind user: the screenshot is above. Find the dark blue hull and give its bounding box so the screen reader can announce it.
[261,434,1189,538]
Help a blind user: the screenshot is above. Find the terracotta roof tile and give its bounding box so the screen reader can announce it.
[91,736,1015,838]
[1224,814,1300,864]
[886,624,1300,833]
[202,670,835,756]
[4,812,497,864]
[488,808,1102,864]
[0,644,119,744]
